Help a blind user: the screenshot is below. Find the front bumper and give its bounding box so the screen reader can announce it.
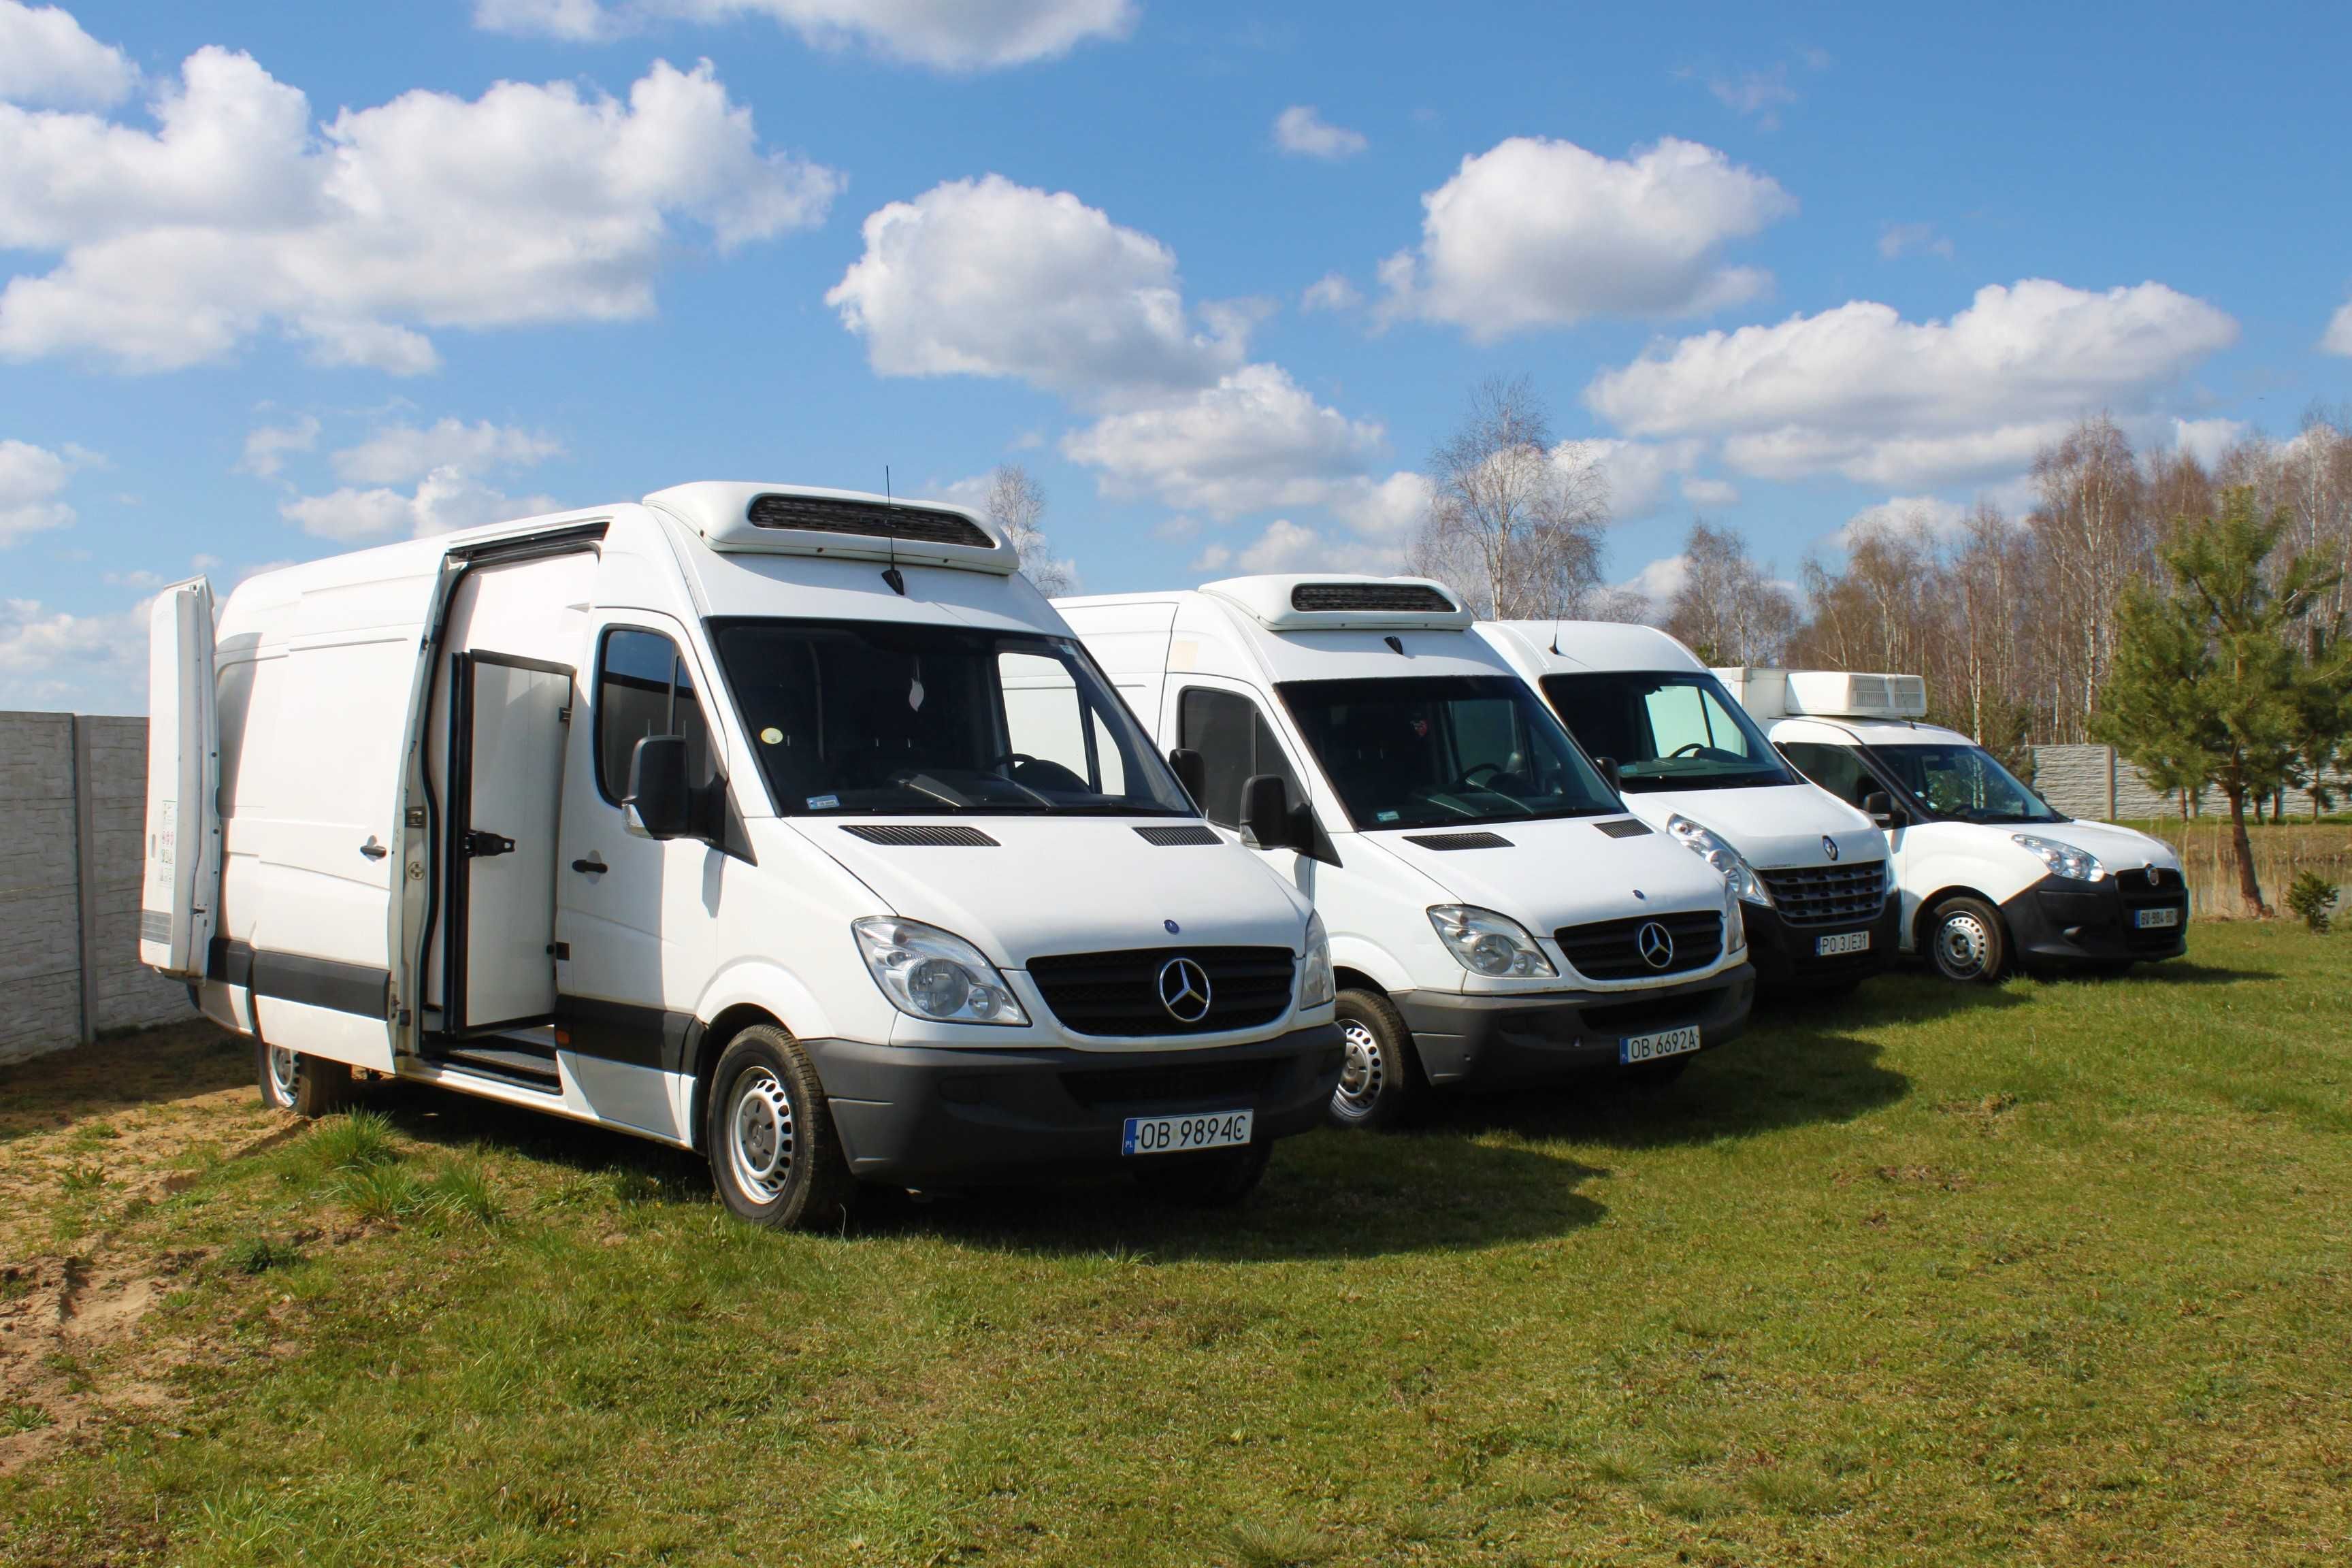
[1999,869,2188,966]
[1394,964,1754,1089]
[1743,895,1903,991]
[802,1022,1343,1186]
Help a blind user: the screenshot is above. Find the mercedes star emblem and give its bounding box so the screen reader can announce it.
[1822,835,1840,861]
[1635,921,1676,970]
[1157,956,1213,1023]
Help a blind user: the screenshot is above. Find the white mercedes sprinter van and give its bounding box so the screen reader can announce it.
[1055,576,1754,1128]
[1480,622,1897,994]
[1723,668,2190,982]
[140,485,1341,1228]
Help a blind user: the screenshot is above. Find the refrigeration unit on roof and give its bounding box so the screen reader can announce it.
[1200,574,1475,632]
[1713,667,1928,721]
[643,481,1014,572]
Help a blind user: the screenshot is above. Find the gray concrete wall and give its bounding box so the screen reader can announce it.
[0,713,194,1064]
[2031,742,2347,821]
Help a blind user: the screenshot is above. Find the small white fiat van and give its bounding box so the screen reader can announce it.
[1479,622,1897,994]
[140,485,1341,1227]
[1724,668,2190,982]
[1056,576,1754,1128]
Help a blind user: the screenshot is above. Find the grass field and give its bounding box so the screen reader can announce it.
[4,924,2350,1566]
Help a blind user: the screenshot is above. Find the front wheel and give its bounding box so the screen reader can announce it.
[257,1039,354,1117]
[1925,895,2008,983]
[706,1026,855,1230]
[1327,989,1422,1130]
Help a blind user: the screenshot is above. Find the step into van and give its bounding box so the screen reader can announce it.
[141,485,1341,1227]
[1480,623,1897,994]
[1722,668,2190,982]
[1055,576,1755,1128]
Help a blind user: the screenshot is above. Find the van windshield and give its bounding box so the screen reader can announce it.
[710,619,1194,817]
[1539,671,1795,791]
[1866,742,2064,825]
[1275,675,1620,830]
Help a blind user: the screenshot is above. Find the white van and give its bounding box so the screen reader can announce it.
[1723,668,2190,982]
[140,485,1341,1228]
[1055,576,1754,1128]
[1478,622,1897,994]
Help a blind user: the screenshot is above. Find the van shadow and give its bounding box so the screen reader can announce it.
[0,1020,252,1145]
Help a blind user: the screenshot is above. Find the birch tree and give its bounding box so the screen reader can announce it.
[983,464,1077,596]
[1409,376,1610,618]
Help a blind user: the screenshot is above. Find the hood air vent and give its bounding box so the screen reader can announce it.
[1403,831,1514,850]
[840,824,1000,847]
[749,493,994,551]
[1290,582,1456,614]
[1595,819,1653,838]
[1135,824,1220,845]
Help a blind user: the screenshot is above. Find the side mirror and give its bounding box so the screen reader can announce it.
[1862,790,1900,828]
[1241,772,1307,853]
[1595,755,1622,791]
[1168,747,1208,809]
[624,734,691,840]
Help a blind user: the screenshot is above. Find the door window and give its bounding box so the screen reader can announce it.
[1177,687,1304,828]
[1780,742,1873,809]
[595,627,712,804]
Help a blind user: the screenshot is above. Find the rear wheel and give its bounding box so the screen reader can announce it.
[1327,988,1421,1130]
[1132,1139,1270,1206]
[1925,895,2008,983]
[706,1026,855,1231]
[257,1039,353,1117]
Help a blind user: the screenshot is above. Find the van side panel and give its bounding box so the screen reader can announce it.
[1056,600,1176,737]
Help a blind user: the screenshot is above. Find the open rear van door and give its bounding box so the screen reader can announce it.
[140,578,218,977]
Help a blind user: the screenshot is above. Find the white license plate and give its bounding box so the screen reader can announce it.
[1620,1025,1701,1065]
[1122,1109,1253,1156]
[1816,930,1872,957]
[2136,906,2181,930]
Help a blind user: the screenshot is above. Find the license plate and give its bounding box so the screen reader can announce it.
[2136,906,2181,930]
[1816,930,1872,957]
[1620,1025,1701,1065]
[1122,1109,1253,1156]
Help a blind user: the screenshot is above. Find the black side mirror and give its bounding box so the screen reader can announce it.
[1595,755,1622,791]
[1862,790,1899,828]
[1241,772,1306,852]
[625,734,691,840]
[1168,747,1208,809]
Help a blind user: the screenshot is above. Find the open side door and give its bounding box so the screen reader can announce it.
[140,578,219,978]
[441,651,573,1035]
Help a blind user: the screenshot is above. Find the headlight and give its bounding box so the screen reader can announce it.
[851,917,1029,1026]
[1723,875,1747,953]
[2012,834,2106,883]
[1299,911,1334,1009]
[1427,904,1556,979]
[1666,814,1772,906]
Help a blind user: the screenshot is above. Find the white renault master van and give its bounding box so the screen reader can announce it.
[1480,623,1897,994]
[140,485,1341,1228]
[1724,669,2190,982]
[1056,576,1754,1128]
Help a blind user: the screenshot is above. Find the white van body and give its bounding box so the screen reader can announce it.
[1732,669,2189,981]
[1477,622,1897,992]
[142,485,1340,1220]
[1057,576,1754,1120]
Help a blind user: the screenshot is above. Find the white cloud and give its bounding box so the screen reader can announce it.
[0,594,150,712]
[0,1,137,108]
[828,175,1247,402]
[1879,221,1953,260]
[331,419,563,485]
[0,49,838,374]
[1273,105,1366,159]
[1060,363,1386,516]
[0,437,91,544]
[236,413,319,478]
[1680,475,1739,508]
[476,0,1137,70]
[1194,517,1403,578]
[1378,135,1794,340]
[1831,494,1967,551]
[1301,272,1360,312]
[1709,65,1796,125]
[282,416,565,540]
[1190,542,1230,572]
[1325,470,1431,540]
[2323,299,2352,357]
[1585,279,2239,487]
[2170,415,2247,468]
[1585,437,1704,521]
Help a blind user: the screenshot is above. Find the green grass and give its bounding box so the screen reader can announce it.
[5,924,2351,1565]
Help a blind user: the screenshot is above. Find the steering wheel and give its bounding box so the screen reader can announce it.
[1667,742,1713,760]
[1458,762,1505,789]
[987,752,1041,774]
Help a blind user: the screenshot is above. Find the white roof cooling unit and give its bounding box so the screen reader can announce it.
[1782,670,1928,720]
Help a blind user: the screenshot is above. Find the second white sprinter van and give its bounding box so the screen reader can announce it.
[140,485,1341,1228]
[1057,576,1754,1128]
[1480,622,1897,994]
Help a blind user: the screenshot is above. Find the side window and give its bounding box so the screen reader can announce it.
[1178,687,1302,828]
[595,627,712,803]
[1781,742,1870,808]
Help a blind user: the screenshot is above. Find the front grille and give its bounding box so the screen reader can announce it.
[1757,860,1886,927]
[1405,831,1513,850]
[2119,864,2189,951]
[746,493,996,550]
[1134,824,1220,845]
[1554,910,1723,981]
[1060,1058,1279,1110]
[1026,946,1293,1036]
[840,824,999,847]
[1290,582,1456,613]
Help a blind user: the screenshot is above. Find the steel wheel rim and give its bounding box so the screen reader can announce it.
[266,1044,299,1105]
[728,1066,795,1205]
[1334,1019,1386,1116]
[1936,913,1990,978]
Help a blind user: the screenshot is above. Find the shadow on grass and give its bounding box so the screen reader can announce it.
[0,1021,252,1144]
[2088,959,2272,987]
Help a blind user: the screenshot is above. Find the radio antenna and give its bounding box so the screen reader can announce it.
[880,463,906,595]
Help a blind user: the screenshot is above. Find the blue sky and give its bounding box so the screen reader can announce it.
[4,0,2349,710]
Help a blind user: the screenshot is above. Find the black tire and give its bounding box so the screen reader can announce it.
[1924,894,2009,983]
[1328,987,1422,1130]
[705,1026,855,1231]
[257,1039,354,1117]
[1620,1056,1691,1088]
[1132,1139,1271,1206]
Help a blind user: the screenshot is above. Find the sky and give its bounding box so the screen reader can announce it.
[3,0,2349,713]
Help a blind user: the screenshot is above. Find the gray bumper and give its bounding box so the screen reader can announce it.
[1396,964,1754,1088]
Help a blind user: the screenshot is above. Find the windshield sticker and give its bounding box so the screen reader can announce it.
[806,794,840,810]
[1377,810,1400,821]
[760,727,783,745]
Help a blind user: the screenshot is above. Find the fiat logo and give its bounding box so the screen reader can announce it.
[1822,836,1840,861]
[1157,957,1213,1022]
[1635,921,1675,970]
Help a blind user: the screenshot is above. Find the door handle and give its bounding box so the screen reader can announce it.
[571,856,608,875]
[359,836,389,860]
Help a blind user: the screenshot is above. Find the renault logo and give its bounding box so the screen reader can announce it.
[1157,957,1213,1022]
[1823,836,1840,861]
[1635,921,1676,970]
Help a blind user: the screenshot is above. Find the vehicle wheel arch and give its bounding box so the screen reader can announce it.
[1333,965,1387,998]
[1912,884,2004,950]
[689,1002,789,1153]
